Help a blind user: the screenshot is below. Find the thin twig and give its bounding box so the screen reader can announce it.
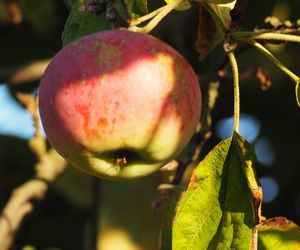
[233,31,300,43]
[130,0,185,33]
[130,6,164,26]
[244,39,300,83]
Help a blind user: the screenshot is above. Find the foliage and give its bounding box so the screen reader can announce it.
[258,217,300,250]
[173,133,261,249]
[62,1,110,46]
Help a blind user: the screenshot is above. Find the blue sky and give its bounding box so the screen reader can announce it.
[0,84,35,139]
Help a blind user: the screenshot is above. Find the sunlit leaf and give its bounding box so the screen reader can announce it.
[258,217,300,249]
[173,132,262,250]
[62,1,110,46]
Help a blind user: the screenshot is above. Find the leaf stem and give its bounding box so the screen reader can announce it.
[232,31,300,44]
[227,51,240,133]
[130,0,184,34]
[243,39,300,83]
[130,6,164,26]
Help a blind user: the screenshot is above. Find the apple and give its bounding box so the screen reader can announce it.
[38,29,201,180]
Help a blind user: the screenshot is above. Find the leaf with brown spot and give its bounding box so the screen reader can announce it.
[173,132,261,249]
[258,217,300,250]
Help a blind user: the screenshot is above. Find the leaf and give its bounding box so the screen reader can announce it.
[196,4,220,55]
[136,0,148,14]
[62,1,110,46]
[296,81,300,108]
[124,0,148,16]
[258,217,300,250]
[172,132,262,250]
[196,1,236,55]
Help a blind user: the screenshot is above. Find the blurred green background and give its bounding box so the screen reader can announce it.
[0,0,299,249]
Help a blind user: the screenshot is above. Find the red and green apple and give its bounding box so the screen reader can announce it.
[38,30,201,180]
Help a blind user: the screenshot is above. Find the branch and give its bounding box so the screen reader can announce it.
[0,149,66,250]
[0,93,66,250]
[0,59,50,85]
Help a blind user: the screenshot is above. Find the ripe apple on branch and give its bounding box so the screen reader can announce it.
[38,30,202,180]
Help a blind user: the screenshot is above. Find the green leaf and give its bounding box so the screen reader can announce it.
[258,217,300,250]
[296,81,300,108]
[136,0,148,14]
[62,1,110,46]
[172,132,262,250]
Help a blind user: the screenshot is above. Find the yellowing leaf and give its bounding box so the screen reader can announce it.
[258,217,300,250]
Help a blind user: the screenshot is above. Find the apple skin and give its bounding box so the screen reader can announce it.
[38,30,201,180]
